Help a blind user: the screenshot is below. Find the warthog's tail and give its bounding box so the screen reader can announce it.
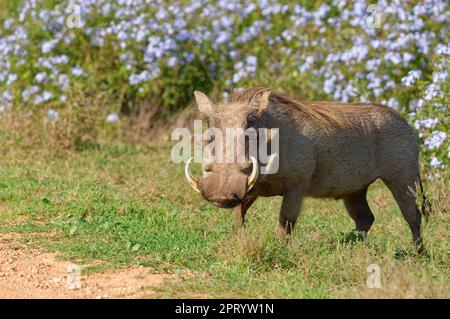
[418,174,431,222]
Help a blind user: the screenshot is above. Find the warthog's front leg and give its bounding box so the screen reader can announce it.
[276,190,304,240]
[232,197,257,228]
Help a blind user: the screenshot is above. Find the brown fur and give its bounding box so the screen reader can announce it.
[193,87,428,254]
[229,87,408,134]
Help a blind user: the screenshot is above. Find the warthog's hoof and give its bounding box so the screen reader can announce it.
[275,224,291,243]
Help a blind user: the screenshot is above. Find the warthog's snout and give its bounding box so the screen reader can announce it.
[185,157,259,208]
[199,171,248,208]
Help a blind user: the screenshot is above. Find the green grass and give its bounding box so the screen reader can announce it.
[0,141,448,298]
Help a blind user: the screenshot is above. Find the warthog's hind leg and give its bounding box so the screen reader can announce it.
[343,188,375,237]
[383,177,426,255]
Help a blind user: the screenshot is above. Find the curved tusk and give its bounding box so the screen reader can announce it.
[185,157,201,193]
[247,156,259,192]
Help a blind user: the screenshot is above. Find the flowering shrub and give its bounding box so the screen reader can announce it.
[0,0,448,174]
[411,50,449,178]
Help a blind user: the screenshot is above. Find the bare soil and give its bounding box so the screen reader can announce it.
[0,232,177,298]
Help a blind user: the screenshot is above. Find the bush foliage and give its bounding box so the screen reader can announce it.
[0,0,448,174]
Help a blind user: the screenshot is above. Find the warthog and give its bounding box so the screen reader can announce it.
[185,87,430,254]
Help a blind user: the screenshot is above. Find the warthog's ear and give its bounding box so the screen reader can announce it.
[194,91,215,116]
[250,89,271,113]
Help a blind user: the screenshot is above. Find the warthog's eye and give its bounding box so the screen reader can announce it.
[246,114,258,128]
[204,135,216,158]
[204,135,215,144]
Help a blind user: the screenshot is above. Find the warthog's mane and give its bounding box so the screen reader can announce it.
[228,87,374,133]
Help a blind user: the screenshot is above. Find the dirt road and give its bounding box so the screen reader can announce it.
[0,232,177,298]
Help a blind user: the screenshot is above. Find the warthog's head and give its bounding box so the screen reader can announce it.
[185,89,272,208]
